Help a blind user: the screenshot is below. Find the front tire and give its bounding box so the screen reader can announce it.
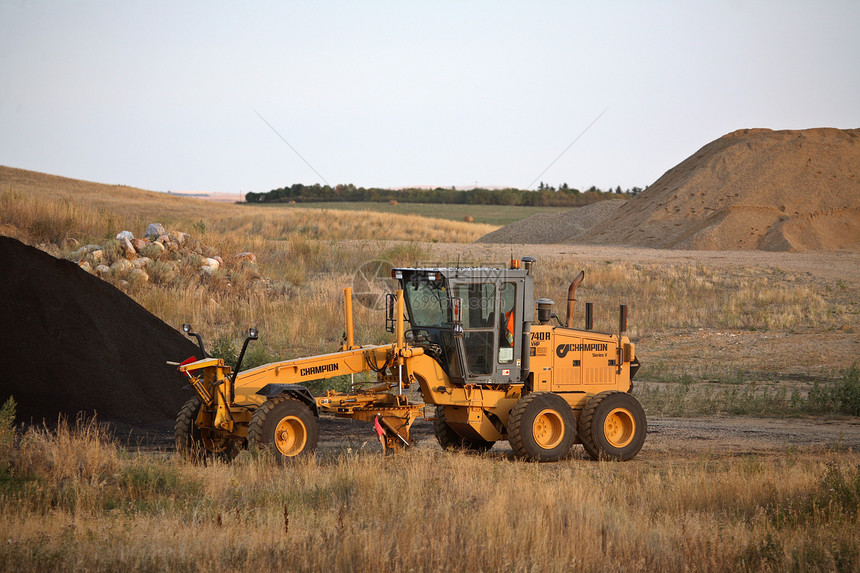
[247,396,318,461]
[433,406,496,452]
[174,396,240,462]
[578,391,646,461]
[508,392,576,462]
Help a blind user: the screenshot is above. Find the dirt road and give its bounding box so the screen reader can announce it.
[314,415,860,460]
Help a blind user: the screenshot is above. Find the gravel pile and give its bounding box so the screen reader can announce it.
[475,199,627,244]
[0,236,197,427]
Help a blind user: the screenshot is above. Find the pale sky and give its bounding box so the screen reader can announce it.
[1,1,858,195]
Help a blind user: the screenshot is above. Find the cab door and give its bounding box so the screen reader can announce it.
[452,279,523,384]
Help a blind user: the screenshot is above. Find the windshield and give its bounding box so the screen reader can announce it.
[403,280,451,327]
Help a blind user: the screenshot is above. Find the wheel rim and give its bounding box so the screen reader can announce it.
[604,408,635,448]
[274,415,308,456]
[532,409,564,450]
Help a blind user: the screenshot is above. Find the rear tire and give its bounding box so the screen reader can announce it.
[508,392,576,462]
[433,406,496,452]
[248,395,318,462]
[174,396,240,462]
[578,391,646,461]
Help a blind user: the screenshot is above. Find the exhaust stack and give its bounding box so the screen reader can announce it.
[565,271,585,328]
[565,271,585,327]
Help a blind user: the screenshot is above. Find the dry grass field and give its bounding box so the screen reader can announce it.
[1,166,859,571]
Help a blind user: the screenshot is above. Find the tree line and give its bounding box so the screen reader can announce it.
[245,182,645,207]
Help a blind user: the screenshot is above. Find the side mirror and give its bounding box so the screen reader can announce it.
[183,323,191,333]
[248,327,258,340]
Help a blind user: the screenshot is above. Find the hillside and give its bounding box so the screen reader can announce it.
[478,128,860,251]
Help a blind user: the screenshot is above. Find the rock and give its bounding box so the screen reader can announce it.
[110,259,132,273]
[201,257,220,275]
[145,223,166,239]
[95,264,111,275]
[64,238,80,249]
[234,252,257,263]
[141,242,165,258]
[463,216,474,223]
[170,232,190,246]
[91,249,105,262]
[156,261,179,283]
[118,280,130,289]
[78,260,93,273]
[132,238,148,252]
[156,234,177,251]
[213,255,224,265]
[120,238,136,260]
[129,268,149,283]
[131,257,151,269]
[116,231,135,242]
[73,244,102,259]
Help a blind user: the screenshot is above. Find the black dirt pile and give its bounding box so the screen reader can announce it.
[0,236,197,428]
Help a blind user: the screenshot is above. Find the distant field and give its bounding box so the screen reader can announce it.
[255,201,570,226]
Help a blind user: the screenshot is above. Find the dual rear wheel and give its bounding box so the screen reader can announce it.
[507,390,646,462]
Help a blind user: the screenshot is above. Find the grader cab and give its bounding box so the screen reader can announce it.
[173,256,645,463]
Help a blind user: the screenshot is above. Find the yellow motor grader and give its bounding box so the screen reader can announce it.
[171,256,644,462]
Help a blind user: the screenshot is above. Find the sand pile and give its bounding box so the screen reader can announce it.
[479,128,860,251]
[0,236,197,426]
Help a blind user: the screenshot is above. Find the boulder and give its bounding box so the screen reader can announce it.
[116,231,135,242]
[201,257,220,275]
[132,238,148,252]
[120,238,136,260]
[131,257,151,269]
[91,249,105,263]
[213,255,224,265]
[145,223,166,239]
[64,238,81,249]
[110,259,132,273]
[234,252,257,263]
[78,260,93,273]
[73,244,103,259]
[95,264,111,275]
[129,268,150,283]
[141,242,165,258]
